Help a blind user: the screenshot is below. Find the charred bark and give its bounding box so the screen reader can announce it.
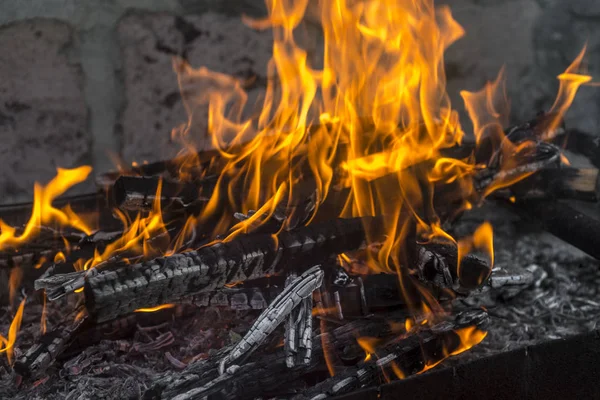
[112,175,215,212]
[149,309,488,400]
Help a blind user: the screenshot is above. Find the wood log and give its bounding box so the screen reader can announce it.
[507,166,600,202]
[41,215,490,324]
[12,312,87,379]
[150,309,413,399]
[294,309,489,399]
[82,216,382,323]
[112,175,215,212]
[551,128,600,169]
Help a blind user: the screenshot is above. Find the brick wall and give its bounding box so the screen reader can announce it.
[0,0,597,204]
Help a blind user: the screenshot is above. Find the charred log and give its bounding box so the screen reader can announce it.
[149,309,488,400]
[112,175,215,212]
[294,309,489,399]
[13,312,87,379]
[80,216,382,323]
[40,216,491,323]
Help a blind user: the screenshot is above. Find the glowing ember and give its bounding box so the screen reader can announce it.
[134,304,176,313]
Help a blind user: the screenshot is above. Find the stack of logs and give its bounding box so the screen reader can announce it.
[1,113,599,399]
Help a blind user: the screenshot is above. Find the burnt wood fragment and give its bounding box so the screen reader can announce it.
[112,175,215,212]
[13,312,87,379]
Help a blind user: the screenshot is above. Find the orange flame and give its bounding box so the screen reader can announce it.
[81,178,169,270]
[41,293,48,335]
[0,167,93,251]
[420,325,488,374]
[158,0,593,327]
[547,46,592,134]
[8,267,22,308]
[0,298,26,365]
[458,222,494,287]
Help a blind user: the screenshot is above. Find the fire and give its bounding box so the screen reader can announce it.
[0,166,93,251]
[134,303,175,313]
[0,0,592,381]
[0,298,26,365]
[164,0,593,326]
[8,267,23,308]
[357,336,380,362]
[419,325,488,374]
[458,222,494,287]
[81,178,169,270]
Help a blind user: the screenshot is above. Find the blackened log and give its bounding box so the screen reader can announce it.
[40,215,491,323]
[150,309,413,399]
[112,175,215,212]
[13,312,87,379]
[551,129,600,169]
[501,167,600,202]
[294,310,489,400]
[83,216,383,323]
[511,199,600,260]
[153,309,488,400]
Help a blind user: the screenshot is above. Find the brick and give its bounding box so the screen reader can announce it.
[0,19,90,203]
[118,12,272,165]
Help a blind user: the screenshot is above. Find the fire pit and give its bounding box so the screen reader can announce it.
[0,0,599,399]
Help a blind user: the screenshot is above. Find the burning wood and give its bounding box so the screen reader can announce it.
[1,0,599,397]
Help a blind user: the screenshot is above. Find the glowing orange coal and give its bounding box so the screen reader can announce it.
[134,303,176,313]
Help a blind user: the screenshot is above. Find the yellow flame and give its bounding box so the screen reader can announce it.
[458,222,494,286]
[8,267,22,309]
[165,0,591,324]
[0,167,93,251]
[357,336,381,362]
[81,178,169,270]
[0,298,26,365]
